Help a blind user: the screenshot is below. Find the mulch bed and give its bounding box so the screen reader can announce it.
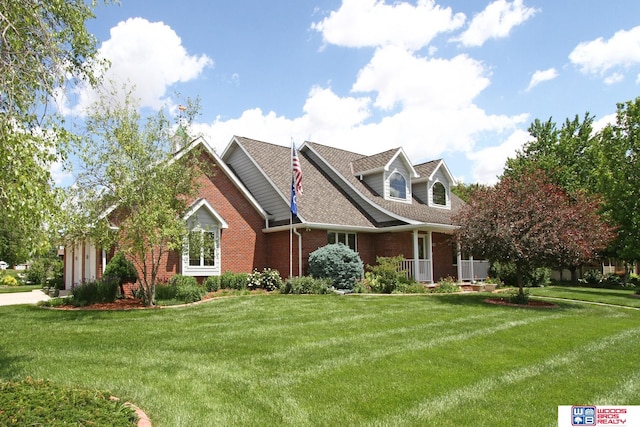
[484,297,559,308]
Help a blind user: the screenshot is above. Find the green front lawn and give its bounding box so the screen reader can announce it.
[529,285,640,308]
[0,292,639,426]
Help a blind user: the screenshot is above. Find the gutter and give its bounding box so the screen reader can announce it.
[263,221,458,235]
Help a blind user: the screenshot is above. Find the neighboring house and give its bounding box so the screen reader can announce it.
[63,135,487,289]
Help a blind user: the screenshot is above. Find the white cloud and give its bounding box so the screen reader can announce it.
[467,129,530,184]
[454,0,538,47]
[592,113,616,133]
[311,0,465,51]
[352,46,490,110]
[569,25,640,78]
[59,18,212,116]
[604,72,624,85]
[526,68,558,91]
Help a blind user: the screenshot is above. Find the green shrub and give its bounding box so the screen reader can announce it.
[38,297,67,307]
[489,262,550,287]
[582,269,603,284]
[247,268,282,291]
[169,275,205,303]
[204,276,220,292]
[175,282,206,303]
[25,259,47,286]
[601,273,624,287]
[103,252,138,294]
[281,276,331,294]
[169,274,197,288]
[394,282,428,293]
[1,275,18,287]
[220,271,248,290]
[71,279,119,307]
[363,256,406,293]
[432,276,460,294]
[155,281,178,300]
[308,243,364,290]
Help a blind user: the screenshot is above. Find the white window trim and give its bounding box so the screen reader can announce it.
[183,227,221,276]
[387,170,411,203]
[429,180,451,210]
[182,199,227,276]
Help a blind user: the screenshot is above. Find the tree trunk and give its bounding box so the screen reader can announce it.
[516,264,524,299]
[570,266,578,285]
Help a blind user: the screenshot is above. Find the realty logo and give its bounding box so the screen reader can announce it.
[572,406,596,426]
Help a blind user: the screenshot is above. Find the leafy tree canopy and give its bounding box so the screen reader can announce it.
[0,0,113,260]
[65,88,206,305]
[594,97,640,264]
[455,169,613,297]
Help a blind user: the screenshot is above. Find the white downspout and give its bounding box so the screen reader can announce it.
[427,231,433,283]
[293,227,303,277]
[412,230,419,282]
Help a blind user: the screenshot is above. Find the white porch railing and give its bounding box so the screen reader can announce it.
[460,260,490,281]
[398,259,433,283]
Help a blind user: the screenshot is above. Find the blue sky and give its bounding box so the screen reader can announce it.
[56,0,640,185]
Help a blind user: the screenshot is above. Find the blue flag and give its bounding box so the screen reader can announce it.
[290,178,298,216]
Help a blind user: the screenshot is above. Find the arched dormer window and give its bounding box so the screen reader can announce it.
[432,182,446,206]
[389,171,407,199]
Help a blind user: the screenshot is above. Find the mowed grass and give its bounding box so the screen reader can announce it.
[1,292,639,426]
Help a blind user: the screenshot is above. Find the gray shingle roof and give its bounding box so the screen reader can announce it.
[351,148,400,175]
[232,136,463,229]
[234,137,378,228]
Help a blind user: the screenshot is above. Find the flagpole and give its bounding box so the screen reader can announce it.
[289,139,294,279]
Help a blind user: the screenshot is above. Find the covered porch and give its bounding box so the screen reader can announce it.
[397,229,489,283]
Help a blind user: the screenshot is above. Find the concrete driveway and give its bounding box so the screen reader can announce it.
[0,290,50,306]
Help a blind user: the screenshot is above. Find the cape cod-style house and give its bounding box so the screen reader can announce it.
[63,136,488,289]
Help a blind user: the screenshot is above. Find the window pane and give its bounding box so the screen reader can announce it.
[347,233,356,251]
[389,172,406,199]
[203,232,216,266]
[188,232,200,266]
[338,232,346,245]
[328,232,336,245]
[433,182,446,205]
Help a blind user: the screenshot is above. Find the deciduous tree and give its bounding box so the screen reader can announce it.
[455,169,613,300]
[66,89,206,306]
[0,0,112,259]
[594,98,640,275]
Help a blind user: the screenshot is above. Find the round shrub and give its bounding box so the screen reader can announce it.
[1,275,18,287]
[308,243,364,290]
[170,274,205,303]
[104,252,138,295]
[220,271,248,290]
[247,268,282,291]
[204,275,220,292]
[25,259,47,286]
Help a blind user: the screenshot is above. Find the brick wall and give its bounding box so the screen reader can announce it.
[432,232,457,281]
[195,165,268,274]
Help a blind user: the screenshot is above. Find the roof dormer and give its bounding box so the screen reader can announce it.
[412,159,456,209]
[352,148,418,204]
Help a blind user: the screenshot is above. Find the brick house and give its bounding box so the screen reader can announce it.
[63,135,487,289]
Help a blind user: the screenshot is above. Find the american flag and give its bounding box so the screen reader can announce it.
[292,145,303,195]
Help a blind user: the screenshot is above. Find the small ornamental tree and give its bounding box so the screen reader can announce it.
[308,243,364,290]
[454,169,613,301]
[65,89,206,306]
